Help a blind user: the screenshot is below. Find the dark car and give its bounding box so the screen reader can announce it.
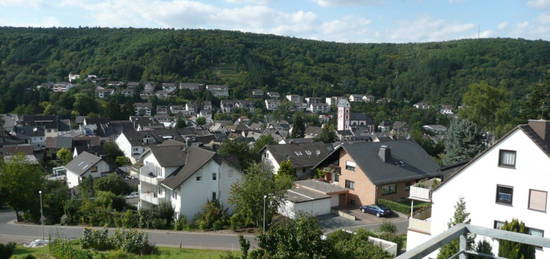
[360,204,392,217]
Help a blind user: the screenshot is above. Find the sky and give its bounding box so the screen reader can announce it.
[1,0,550,43]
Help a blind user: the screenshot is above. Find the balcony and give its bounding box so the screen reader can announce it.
[409,217,431,234]
[140,192,159,205]
[408,178,440,202]
[139,173,163,186]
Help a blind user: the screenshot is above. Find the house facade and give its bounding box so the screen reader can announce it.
[65,151,110,188]
[138,143,243,222]
[406,120,550,258]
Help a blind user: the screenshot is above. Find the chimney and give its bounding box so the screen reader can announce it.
[378,145,391,162]
[528,119,550,141]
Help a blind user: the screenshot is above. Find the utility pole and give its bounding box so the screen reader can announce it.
[39,190,44,240]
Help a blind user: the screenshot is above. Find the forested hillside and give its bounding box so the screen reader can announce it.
[0,27,549,113]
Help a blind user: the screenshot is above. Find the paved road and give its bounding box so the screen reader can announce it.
[0,210,255,251]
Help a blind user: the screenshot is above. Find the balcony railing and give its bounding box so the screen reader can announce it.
[409,217,431,234]
[139,174,163,185]
[409,185,432,202]
[140,192,159,205]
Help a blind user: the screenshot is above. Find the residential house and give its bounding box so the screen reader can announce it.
[314,140,440,207]
[52,82,74,93]
[378,120,392,132]
[205,84,229,97]
[138,142,243,221]
[267,92,280,99]
[202,101,213,113]
[363,95,375,103]
[265,99,281,111]
[155,90,170,99]
[68,73,80,83]
[179,83,203,91]
[308,103,330,113]
[413,102,431,110]
[156,106,169,115]
[422,124,448,135]
[262,142,334,178]
[305,126,322,139]
[65,151,110,188]
[1,144,40,165]
[236,100,256,112]
[127,82,140,89]
[348,94,364,103]
[169,105,186,115]
[252,89,264,98]
[13,126,45,150]
[391,121,409,138]
[285,95,303,105]
[305,97,323,105]
[439,104,455,115]
[350,113,374,131]
[120,88,135,97]
[44,136,73,159]
[185,102,199,114]
[326,96,346,106]
[96,87,114,99]
[130,116,163,131]
[161,83,177,93]
[406,119,550,258]
[134,103,152,116]
[107,81,124,87]
[220,100,237,113]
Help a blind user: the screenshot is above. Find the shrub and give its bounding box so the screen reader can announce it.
[0,242,16,259]
[377,199,429,214]
[49,239,95,259]
[81,228,113,251]
[378,222,397,233]
[121,210,139,228]
[195,200,228,231]
[174,215,187,231]
[111,230,156,255]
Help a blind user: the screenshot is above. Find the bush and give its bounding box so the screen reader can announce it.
[49,239,95,259]
[377,199,429,214]
[174,215,187,231]
[111,230,156,255]
[378,222,397,233]
[195,200,228,231]
[81,228,113,251]
[121,210,139,228]
[0,242,16,259]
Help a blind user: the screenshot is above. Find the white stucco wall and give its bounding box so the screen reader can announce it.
[66,160,110,188]
[262,150,280,174]
[278,198,332,219]
[426,129,550,258]
[115,133,133,161]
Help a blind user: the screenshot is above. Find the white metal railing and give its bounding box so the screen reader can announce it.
[409,185,432,201]
[409,217,431,234]
[140,192,159,205]
[139,174,162,185]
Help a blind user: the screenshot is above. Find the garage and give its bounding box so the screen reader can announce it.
[278,186,332,219]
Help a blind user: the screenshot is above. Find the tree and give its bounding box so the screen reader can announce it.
[328,229,392,258]
[470,240,494,259]
[277,160,296,178]
[252,134,275,154]
[103,142,124,166]
[315,124,336,143]
[218,139,254,168]
[460,82,513,137]
[521,81,550,120]
[256,215,332,258]
[498,219,536,259]
[175,118,186,128]
[291,113,306,138]
[229,163,288,229]
[56,148,72,165]
[73,93,98,115]
[93,173,133,196]
[42,180,70,224]
[0,155,44,222]
[437,197,474,259]
[196,116,206,126]
[443,118,485,165]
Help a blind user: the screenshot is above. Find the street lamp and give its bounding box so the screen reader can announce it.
[263,195,267,232]
[39,190,44,240]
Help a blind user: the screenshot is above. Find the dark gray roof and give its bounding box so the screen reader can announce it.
[339,140,440,185]
[265,142,333,169]
[65,151,103,176]
[350,113,372,123]
[161,147,216,189]
[148,145,187,167]
[284,185,331,203]
[45,136,73,149]
[295,179,348,194]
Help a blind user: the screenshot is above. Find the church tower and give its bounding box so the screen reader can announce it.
[337,98,350,131]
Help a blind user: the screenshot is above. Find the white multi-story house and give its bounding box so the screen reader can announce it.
[407,119,550,258]
[307,103,330,113]
[138,142,243,221]
[265,99,281,111]
[65,151,110,188]
[285,94,303,105]
[348,94,364,103]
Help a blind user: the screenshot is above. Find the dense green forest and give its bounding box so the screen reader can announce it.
[0,27,549,114]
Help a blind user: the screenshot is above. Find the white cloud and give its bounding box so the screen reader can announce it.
[497,21,508,30]
[0,16,62,27]
[389,17,475,42]
[527,0,550,9]
[538,12,550,23]
[312,0,382,7]
[320,15,371,42]
[0,0,45,8]
[224,0,270,4]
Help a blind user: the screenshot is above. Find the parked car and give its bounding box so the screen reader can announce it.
[360,204,392,217]
[125,192,139,199]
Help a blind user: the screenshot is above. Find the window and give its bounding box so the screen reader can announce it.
[212,192,217,200]
[345,161,356,171]
[90,166,97,173]
[496,185,513,205]
[172,191,177,199]
[529,189,547,212]
[382,184,397,195]
[212,173,217,181]
[528,227,545,250]
[499,150,516,168]
[196,176,202,181]
[345,180,355,190]
[494,220,505,229]
[334,173,339,182]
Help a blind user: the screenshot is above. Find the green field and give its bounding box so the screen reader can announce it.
[12,245,239,259]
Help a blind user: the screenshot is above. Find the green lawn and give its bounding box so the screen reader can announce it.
[12,245,239,258]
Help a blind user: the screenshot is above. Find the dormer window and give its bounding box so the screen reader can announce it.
[498,150,516,168]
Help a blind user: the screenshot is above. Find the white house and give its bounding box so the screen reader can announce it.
[265,99,281,111]
[115,130,152,163]
[307,103,330,113]
[205,85,229,97]
[65,151,110,188]
[406,119,550,258]
[348,94,364,102]
[138,142,243,221]
[262,142,333,178]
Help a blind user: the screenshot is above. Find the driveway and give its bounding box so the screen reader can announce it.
[0,210,256,251]
[318,210,409,234]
